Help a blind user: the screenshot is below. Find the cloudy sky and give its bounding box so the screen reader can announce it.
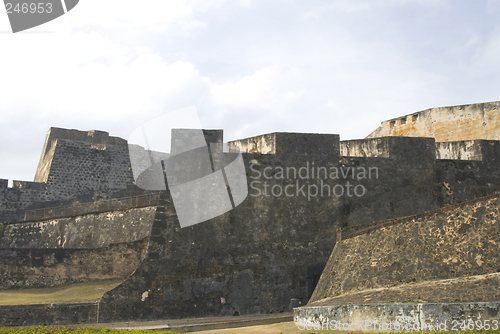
[1,0,500,182]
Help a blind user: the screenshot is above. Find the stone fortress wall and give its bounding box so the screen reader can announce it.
[0,100,500,324]
[295,101,500,329]
[0,128,137,223]
[310,192,500,304]
[34,127,129,184]
[0,204,157,290]
[0,128,154,294]
[100,126,500,321]
[367,101,500,141]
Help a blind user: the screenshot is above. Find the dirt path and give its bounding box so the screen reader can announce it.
[193,321,341,334]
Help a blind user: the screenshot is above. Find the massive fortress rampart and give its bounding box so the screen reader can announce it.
[295,192,500,330]
[311,192,500,304]
[0,101,499,325]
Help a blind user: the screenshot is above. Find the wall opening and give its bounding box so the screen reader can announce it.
[400,117,407,124]
[306,263,326,298]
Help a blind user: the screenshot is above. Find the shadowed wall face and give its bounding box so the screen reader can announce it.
[0,206,156,289]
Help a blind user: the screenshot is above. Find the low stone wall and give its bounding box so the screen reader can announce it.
[0,303,98,327]
[294,302,500,333]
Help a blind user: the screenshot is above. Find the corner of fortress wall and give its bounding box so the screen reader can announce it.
[41,138,135,193]
[0,128,137,223]
[34,127,127,183]
[34,127,132,193]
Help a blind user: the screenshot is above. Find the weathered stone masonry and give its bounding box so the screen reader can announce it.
[0,127,136,223]
[1,101,500,324]
[98,131,500,322]
[0,205,156,289]
[310,193,500,303]
[367,101,500,141]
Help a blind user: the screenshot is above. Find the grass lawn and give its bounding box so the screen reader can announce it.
[0,279,124,305]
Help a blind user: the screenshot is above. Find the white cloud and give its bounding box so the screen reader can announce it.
[210,66,303,109]
[473,25,500,73]
[0,29,211,121]
[0,0,499,182]
[487,0,500,14]
[238,0,253,8]
[304,1,371,20]
[59,0,223,33]
[0,27,214,180]
[303,0,449,20]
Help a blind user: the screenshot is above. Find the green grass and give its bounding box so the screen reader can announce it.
[0,279,124,305]
[0,327,185,334]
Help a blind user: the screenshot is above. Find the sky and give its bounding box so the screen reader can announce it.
[1,0,500,182]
